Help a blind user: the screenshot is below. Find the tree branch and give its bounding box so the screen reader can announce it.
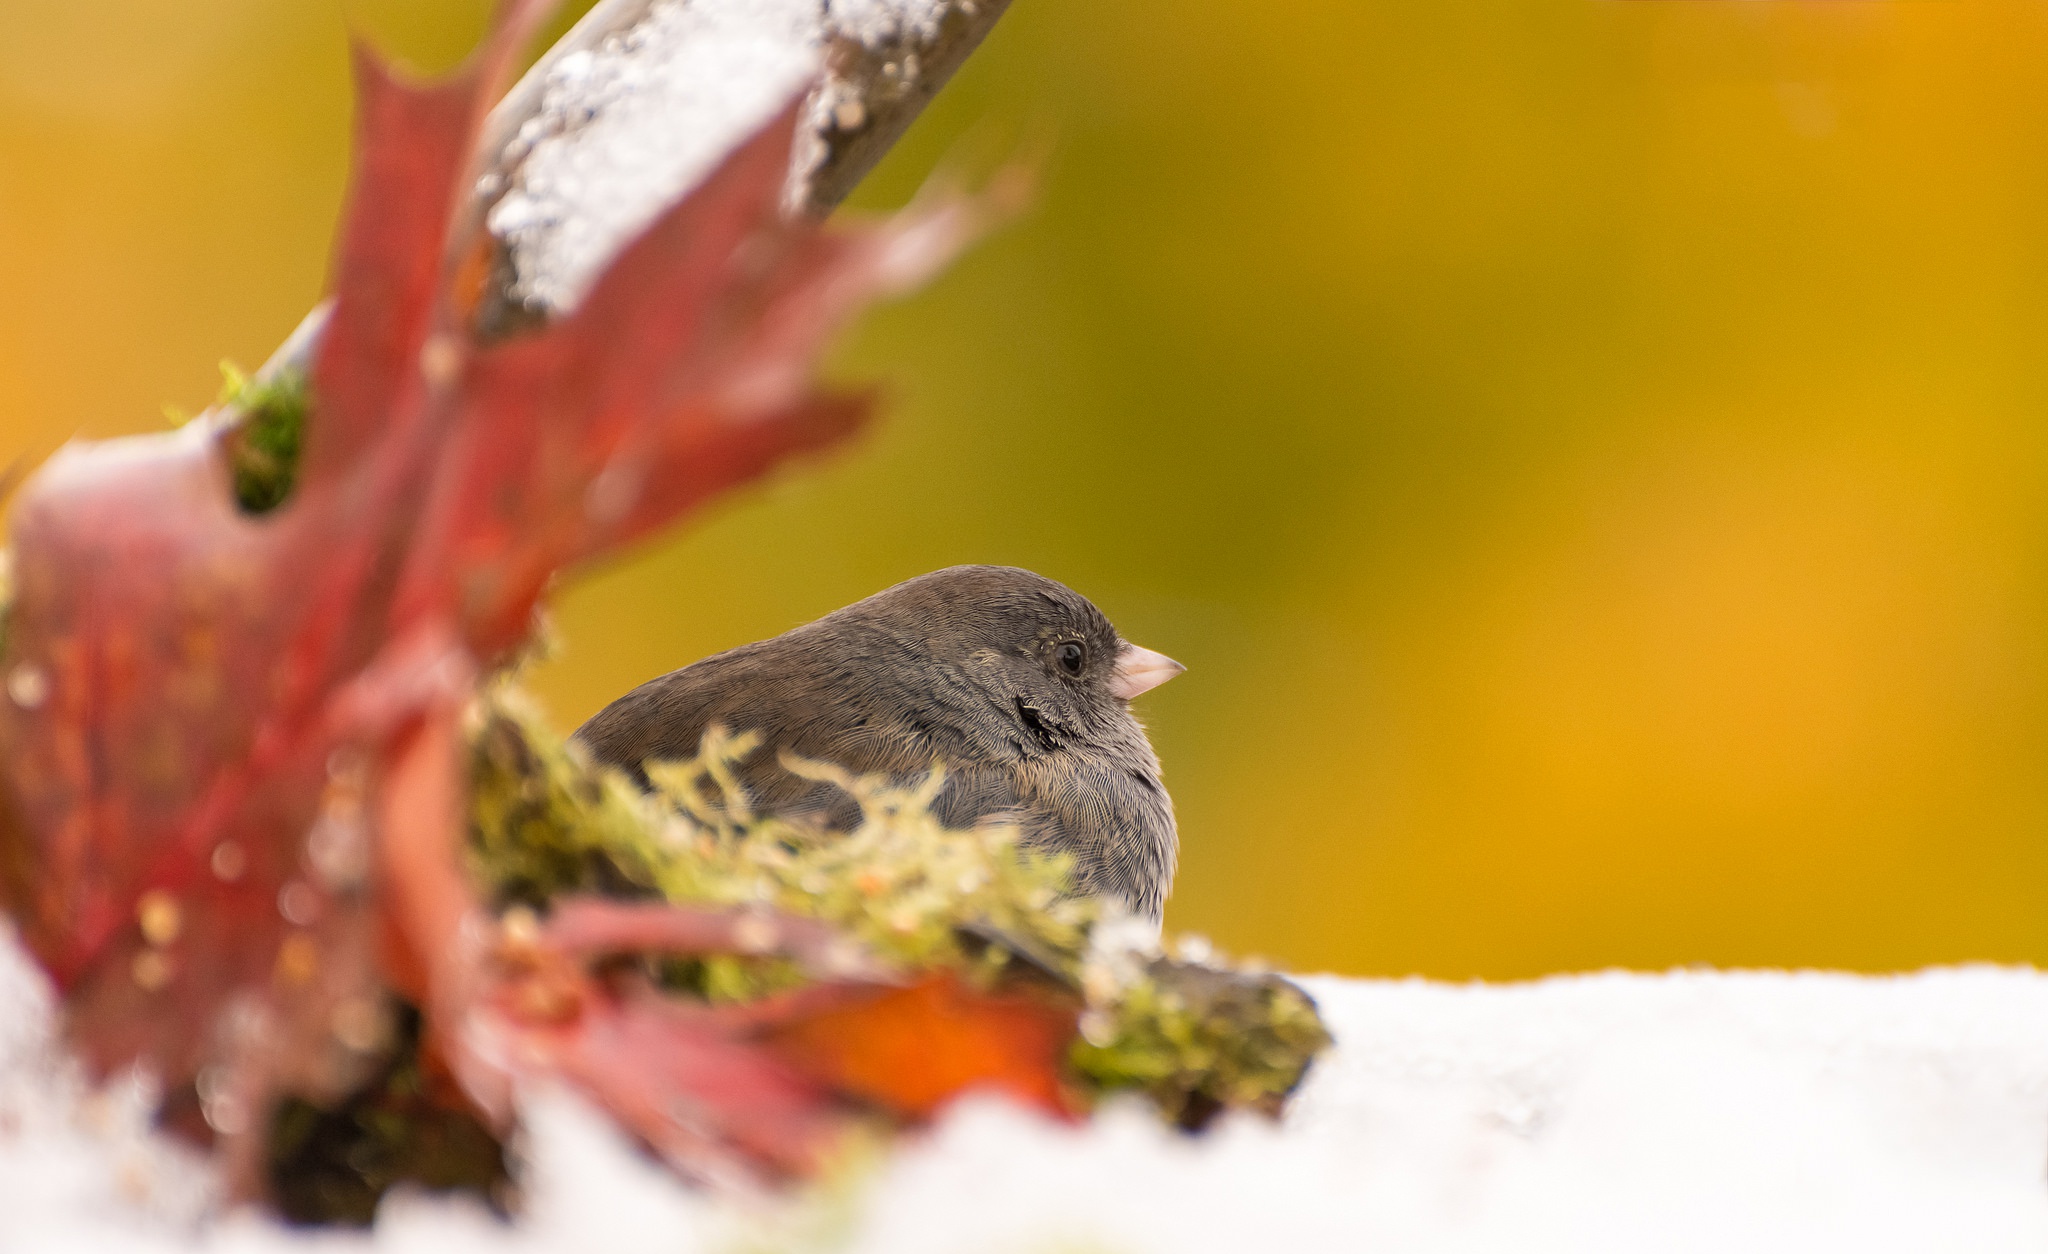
[263,0,1013,367]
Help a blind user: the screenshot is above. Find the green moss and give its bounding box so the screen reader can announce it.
[216,360,309,514]
[1071,946,1332,1129]
[466,685,668,910]
[638,736,1096,983]
[465,682,1330,1103]
[466,684,1096,999]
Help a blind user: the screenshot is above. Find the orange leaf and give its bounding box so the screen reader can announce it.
[761,973,1081,1121]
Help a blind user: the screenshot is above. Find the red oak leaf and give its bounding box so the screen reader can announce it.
[0,0,1039,1194]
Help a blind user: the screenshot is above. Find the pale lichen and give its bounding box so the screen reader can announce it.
[467,683,1095,1001]
[463,680,1331,1117]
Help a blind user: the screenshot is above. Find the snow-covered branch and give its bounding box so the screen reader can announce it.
[258,0,1011,363]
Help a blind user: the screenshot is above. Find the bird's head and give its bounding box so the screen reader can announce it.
[853,565,1184,751]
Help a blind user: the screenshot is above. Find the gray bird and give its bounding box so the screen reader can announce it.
[573,565,1186,920]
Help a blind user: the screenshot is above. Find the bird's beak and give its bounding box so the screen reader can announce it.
[1110,642,1185,700]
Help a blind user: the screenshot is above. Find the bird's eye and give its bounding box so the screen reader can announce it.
[1055,641,1087,676]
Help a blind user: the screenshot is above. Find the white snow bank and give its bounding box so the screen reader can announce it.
[5,924,2047,1252]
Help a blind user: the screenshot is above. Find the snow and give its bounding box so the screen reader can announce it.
[824,0,954,46]
[481,0,980,315]
[484,0,822,315]
[6,923,2048,1252]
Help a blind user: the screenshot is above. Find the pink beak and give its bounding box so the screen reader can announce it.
[1110,642,1186,700]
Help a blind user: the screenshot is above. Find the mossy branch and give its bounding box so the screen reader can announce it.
[261,0,1018,367]
[465,682,1331,1121]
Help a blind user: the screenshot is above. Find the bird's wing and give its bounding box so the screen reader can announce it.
[936,755,1175,919]
[575,646,949,828]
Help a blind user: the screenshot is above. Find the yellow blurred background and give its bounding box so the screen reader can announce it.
[5,0,2048,979]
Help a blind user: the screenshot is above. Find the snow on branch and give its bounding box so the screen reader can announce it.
[478,0,1012,322]
[263,0,1013,365]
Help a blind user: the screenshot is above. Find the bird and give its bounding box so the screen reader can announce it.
[573,565,1186,920]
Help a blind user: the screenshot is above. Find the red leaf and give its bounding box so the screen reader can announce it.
[0,0,1010,1190]
[510,986,847,1184]
[0,419,382,1096]
[481,964,1078,1183]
